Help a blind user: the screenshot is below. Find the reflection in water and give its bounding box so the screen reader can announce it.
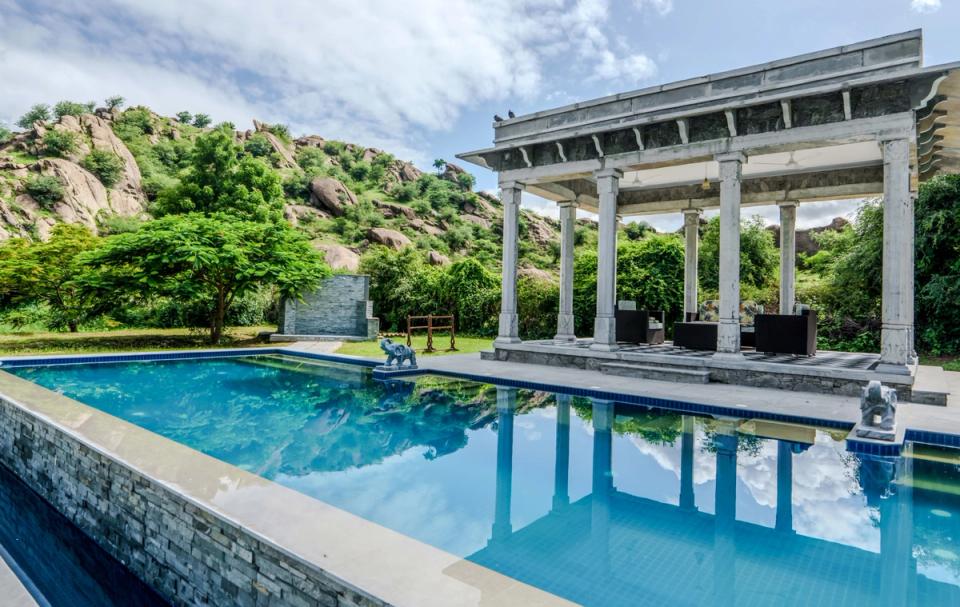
[11,355,960,606]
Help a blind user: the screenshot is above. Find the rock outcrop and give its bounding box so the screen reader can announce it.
[427,250,450,266]
[308,177,357,216]
[367,227,412,249]
[252,120,297,169]
[36,158,111,230]
[80,114,146,214]
[315,243,361,272]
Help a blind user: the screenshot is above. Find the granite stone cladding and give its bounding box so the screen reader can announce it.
[0,397,385,607]
[279,275,379,339]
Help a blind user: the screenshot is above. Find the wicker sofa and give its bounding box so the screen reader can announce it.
[755,306,818,356]
[615,301,666,344]
[673,300,763,351]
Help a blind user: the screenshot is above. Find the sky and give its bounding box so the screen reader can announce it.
[1,0,957,231]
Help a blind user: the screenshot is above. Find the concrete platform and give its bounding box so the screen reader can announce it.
[486,339,919,399]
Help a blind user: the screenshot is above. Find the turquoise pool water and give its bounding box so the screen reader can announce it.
[10,354,960,605]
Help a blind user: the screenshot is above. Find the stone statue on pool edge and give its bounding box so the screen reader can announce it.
[379,338,417,369]
[855,380,897,441]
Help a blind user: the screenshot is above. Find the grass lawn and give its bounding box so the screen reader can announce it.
[920,355,960,372]
[335,334,492,358]
[0,326,276,357]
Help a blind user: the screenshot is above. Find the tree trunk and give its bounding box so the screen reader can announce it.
[210,290,226,344]
[68,321,79,333]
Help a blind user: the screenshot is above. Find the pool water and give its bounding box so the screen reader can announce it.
[10,354,960,606]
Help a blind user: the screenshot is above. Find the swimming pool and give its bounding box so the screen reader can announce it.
[8,353,960,605]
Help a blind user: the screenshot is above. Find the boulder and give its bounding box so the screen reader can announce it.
[80,114,146,215]
[315,243,361,272]
[295,135,326,148]
[361,148,382,163]
[367,227,412,250]
[37,158,111,230]
[252,120,298,168]
[461,213,490,229]
[427,250,450,266]
[410,218,443,237]
[441,161,467,184]
[523,212,558,246]
[519,266,557,283]
[308,177,356,216]
[398,161,422,182]
[371,199,416,220]
[283,204,329,226]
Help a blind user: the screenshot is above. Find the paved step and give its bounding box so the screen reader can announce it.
[911,365,950,406]
[600,362,710,384]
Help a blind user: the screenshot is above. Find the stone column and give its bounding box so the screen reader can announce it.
[879,139,914,372]
[591,169,622,351]
[490,387,516,543]
[679,415,696,510]
[775,441,794,533]
[552,394,571,511]
[682,209,701,320]
[716,153,745,355]
[778,202,799,315]
[495,182,523,346]
[555,201,578,342]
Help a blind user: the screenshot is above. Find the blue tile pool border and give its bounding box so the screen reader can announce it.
[3,347,960,453]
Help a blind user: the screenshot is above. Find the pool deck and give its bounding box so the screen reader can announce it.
[0,557,38,607]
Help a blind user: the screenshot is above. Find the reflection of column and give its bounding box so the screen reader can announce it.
[775,440,794,533]
[591,400,614,564]
[555,202,579,341]
[713,427,738,607]
[552,394,572,511]
[679,415,696,510]
[490,387,516,543]
[879,447,915,607]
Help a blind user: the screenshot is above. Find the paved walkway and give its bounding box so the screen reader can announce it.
[0,556,38,607]
[419,353,960,436]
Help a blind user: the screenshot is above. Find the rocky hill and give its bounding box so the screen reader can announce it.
[0,105,566,273]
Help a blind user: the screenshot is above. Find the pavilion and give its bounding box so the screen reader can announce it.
[458,30,960,397]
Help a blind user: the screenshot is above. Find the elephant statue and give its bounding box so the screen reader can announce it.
[379,338,417,369]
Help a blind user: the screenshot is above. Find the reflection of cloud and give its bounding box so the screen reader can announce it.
[278,447,490,556]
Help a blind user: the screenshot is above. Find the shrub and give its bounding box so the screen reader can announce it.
[348,161,371,182]
[17,104,51,128]
[323,140,345,156]
[265,123,291,142]
[699,215,778,291]
[25,175,65,209]
[0,125,10,144]
[82,149,125,187]
[175,111,192,124]
[244,134,274,157]
[105,95,125,110]
[393,182,418,202]
[456,172,476,191]
[53,100,95,120]
[113,108,155,140]
[192,113,212,128]
[42,130,79,157]
[97,212,144,235]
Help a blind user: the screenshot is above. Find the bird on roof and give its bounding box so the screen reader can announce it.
[508,110,516,118]
[494,114,504,122]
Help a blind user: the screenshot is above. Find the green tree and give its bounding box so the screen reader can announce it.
[456,172,476,191]
[82,149,125,187]
[0,224,100,332]
[105,95,125,110]
[433,158,446,175]
[244,133,274,157]
[80,213,328,342]
[24,175,65,209]
[176,111,193,124]
[17,104,51,128]
[624,221,654,241]
[0,125,10,144]
[154,129,285,222]
[192,113,212,128]
[53,100,94,120]
[359,247,440,331]
[915,174,960,353]
[699,215,778,292]
[573,234,685,335]
[42,129,79,157]
[437,258,500,335]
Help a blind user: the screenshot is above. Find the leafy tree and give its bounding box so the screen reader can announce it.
[699,215,778,292]
[265,123,291,142]
[624,221,654,241]
[17,104,51,128]
[360,247,440,331]
[573,234,685,335]
[914,174,960,354]
[105,95,125,110]
[244,133,274,157]
[192,113,212,128]
[113,107,155,139]
[176,111,193,124]
[53,100,94,120]
[433,158,446,175]
[42,129,79,157]
[436,258,500,335]
[80,213,328,342]
[456,172,476,191]
[0,125,10,144]
[0,224,100,331]
[82,149,125,187]
[24,175,65,209]
[154,129,285,222]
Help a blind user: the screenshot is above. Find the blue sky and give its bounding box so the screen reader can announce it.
[1,0,956,230]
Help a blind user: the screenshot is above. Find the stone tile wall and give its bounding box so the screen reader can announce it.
[279,275,379,338]
[0,397,384,607]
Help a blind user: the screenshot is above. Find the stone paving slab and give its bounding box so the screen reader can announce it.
[0,556,38,607]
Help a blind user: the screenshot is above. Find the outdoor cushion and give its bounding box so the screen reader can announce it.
[649,320,664,330]
[618,300,637,311]
[699,300,720,322]
[739,301,763,326]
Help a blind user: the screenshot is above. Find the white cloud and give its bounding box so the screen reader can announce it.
[634,0,674,15]
[911,0,941,13]
[0,0,662,165]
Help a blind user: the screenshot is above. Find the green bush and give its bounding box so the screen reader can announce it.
[244,134,274,157]
[53,100,94,120]
[699,215,778,291]
[0,125,10,144]
[24,175,65,210]
[265,123,291,142]
[97,212,144,235]
[17,104,51,128]
[43,129,79,157]
[323,140,345,156]
[176,111,192,124]
[105,95,125,110]
[82,149,125,187]
[517,275,559,339]
[192,113,212,128]
[915,174,960,354]
[113,107,155,140]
